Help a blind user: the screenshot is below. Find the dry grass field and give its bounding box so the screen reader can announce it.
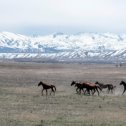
[0,62,126,126]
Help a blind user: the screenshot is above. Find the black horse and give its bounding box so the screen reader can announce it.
[95,81,115,93]
[38,81,56,96]
[120,81,126,95]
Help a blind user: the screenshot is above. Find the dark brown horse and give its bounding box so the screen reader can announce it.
[71,81,85,94]
[71,81,101,95]
[95,81,115,93]
[120,81,126,95]
[83,82,102,96]
[38,81,56,96]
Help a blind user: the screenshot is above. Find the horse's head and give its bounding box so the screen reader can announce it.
[120,81,125,85]
[38,81,43,86]
[71,81,76,86]
[95,81,99,84]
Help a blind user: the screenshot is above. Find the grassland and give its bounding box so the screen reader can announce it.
[0,62,126,126]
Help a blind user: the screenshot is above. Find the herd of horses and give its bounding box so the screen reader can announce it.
[71,81,116,96]
[38,80,126,96]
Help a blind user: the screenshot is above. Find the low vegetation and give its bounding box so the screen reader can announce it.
[0,62,126,126]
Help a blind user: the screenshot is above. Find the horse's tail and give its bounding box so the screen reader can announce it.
[51,85,56,92]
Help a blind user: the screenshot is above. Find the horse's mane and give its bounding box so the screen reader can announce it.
[121,80,125,83]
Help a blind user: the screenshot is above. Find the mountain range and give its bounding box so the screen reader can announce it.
[0,32,126,63]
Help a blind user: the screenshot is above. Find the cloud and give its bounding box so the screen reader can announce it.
[0,0,126,34]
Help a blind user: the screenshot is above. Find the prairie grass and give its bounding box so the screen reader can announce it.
[0,62,126,126]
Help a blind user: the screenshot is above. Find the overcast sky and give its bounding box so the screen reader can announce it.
[0,0,126,35]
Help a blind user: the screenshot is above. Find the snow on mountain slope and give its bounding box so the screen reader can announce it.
[0,32,126,62]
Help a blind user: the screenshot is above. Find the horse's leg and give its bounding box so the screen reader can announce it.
[50,87,55,95]
[78,88,81,94]
[84,89,90,95]
[76,87,81,94]
[80,88,82,94]
[53,90,55,96]
[111,89,113,93]
[107,87,110,94]
[109,86,112,93]
[122,88,126,95]
[50,88,52,95]
[96,87,99,96]
[84,89,87,95]
[53,87,55,95]
[76,87,79,94]
[41,89,44,96]
[84,88,87,95]
[46,89,48,96]
[107,89,109,93]
[88,89,92,95]
[86,88,90,95]
[108,89,111,93]
[88,89,90,95]
[82,88,85,94]
[91,88,95,95]
[93,89,95,95]
[79,88,81,94]
[50,89,52,95]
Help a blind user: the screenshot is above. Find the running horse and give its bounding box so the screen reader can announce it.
[71,81,85,94]
[38,81,56,96]
[83,82,102,96]
[71,81,101,95]
[120,81,126,95]
[95,81,115,93]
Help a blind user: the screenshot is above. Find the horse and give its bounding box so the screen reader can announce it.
[120,81,126,95]
[38,81,56,96]
[82,82,102,96]
[95,81,115,93]
[71,81,85,94]
[71,81,101,95]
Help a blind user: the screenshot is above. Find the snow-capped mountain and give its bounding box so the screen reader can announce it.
[0,32,126,62]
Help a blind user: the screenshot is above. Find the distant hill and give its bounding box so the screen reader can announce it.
[0,32,126,63]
